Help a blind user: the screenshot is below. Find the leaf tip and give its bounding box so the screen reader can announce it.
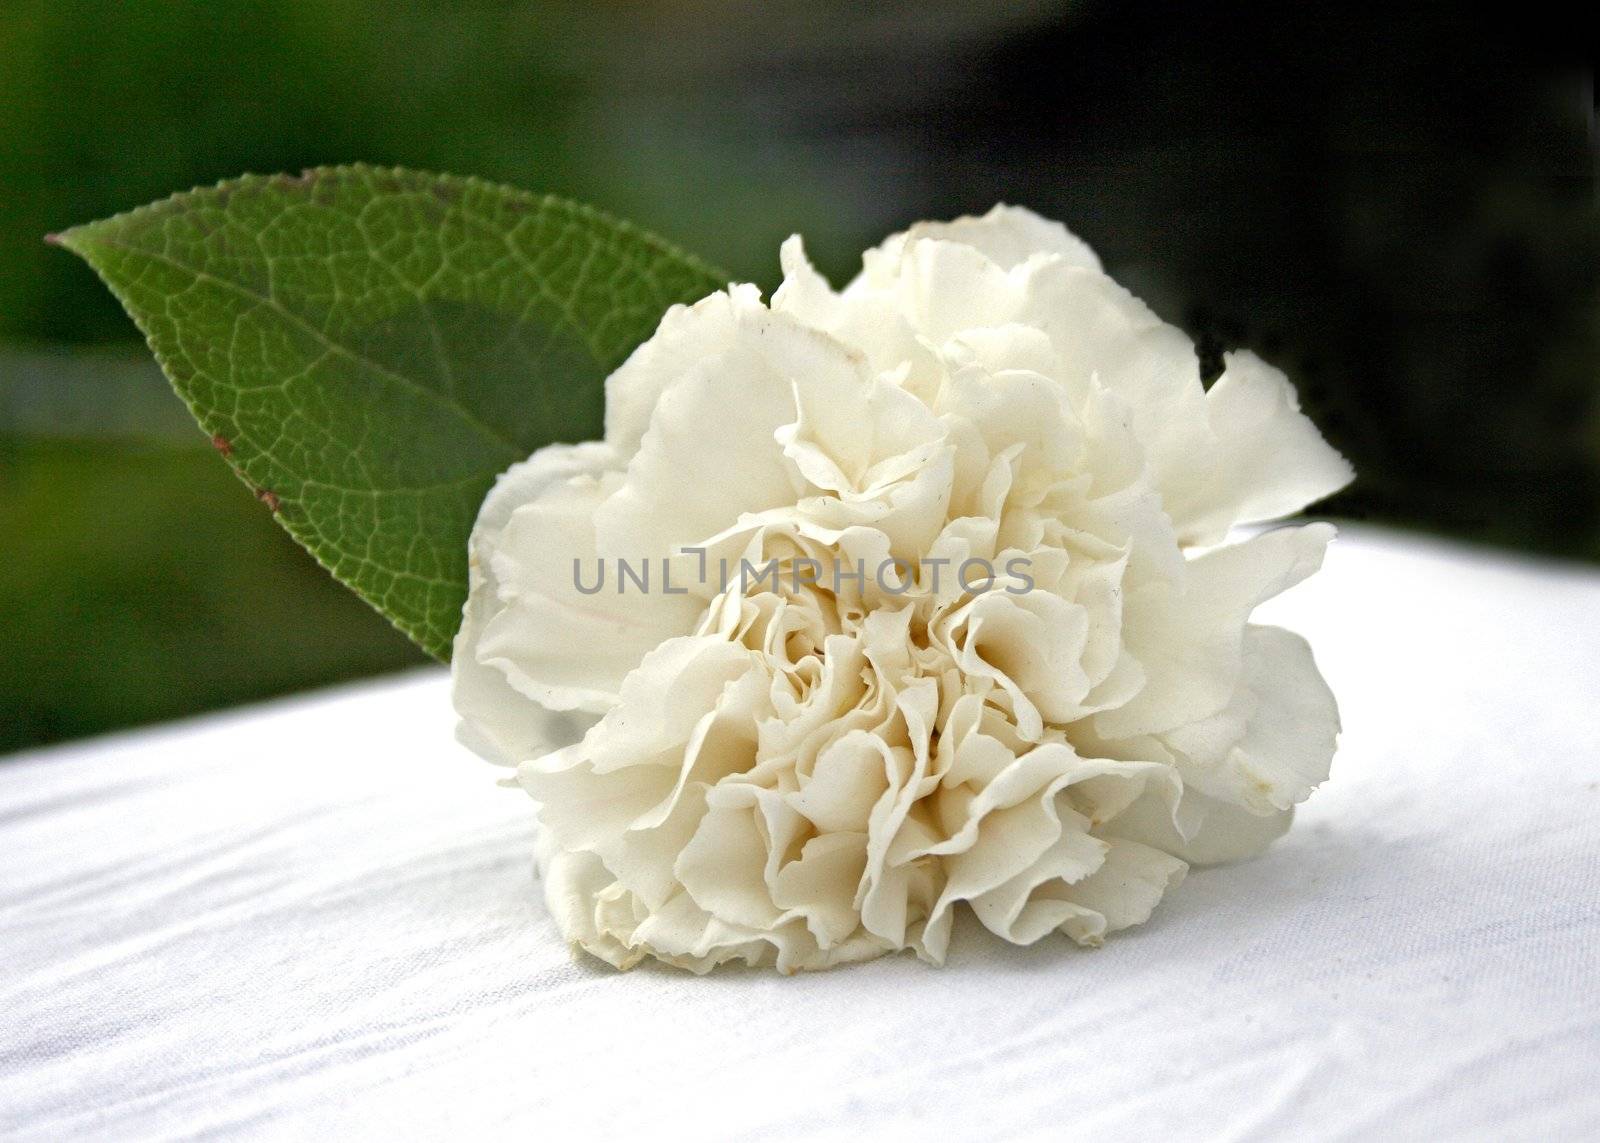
[44,225,96,258]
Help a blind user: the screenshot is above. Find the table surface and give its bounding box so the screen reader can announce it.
[3,525,1598,1141]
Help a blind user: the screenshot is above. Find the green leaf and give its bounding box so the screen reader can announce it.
[56,165,727,660]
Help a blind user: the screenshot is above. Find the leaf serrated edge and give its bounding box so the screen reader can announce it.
[55,163,730,300]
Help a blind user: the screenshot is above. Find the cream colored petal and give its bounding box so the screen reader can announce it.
[606,782,712,911]
[939,323,1062,380]
[534,835,645,970]
[627,889,778,973]
[857,678,939,945]
[602,285,747,459]
[1163,624,1340,813]
[1054,837,1187,945]
[1173,351,1354,544]
[1018,260,1213,503]
[948,589,1092,738]
[580,636,758,774]
[675,795,781,931]
[921,747,1164,937]
[787,729,895,833]
[896,236,1024,343]
[595,307,878,563]
[770,832,870,950]
[520,742,676,854]
[1096,523,1334,739]
[451,442,616,763]
[896,203,1102,273]
[774,236,940,389]
[1106,783,1293,866]
[968,826,1110,945]
[936,365,1081,500]
[787,449,957,564]
[517,636,760,870]
[779,359,945,494]
[477,467,702,714]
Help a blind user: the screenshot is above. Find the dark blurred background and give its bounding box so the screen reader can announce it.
[2,1,1595,754]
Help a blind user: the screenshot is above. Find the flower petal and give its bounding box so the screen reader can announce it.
[1173,351,1355,543]
[1163,625,1340,813]
[451,443,615,761]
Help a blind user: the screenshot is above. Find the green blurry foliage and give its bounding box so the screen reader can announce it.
[0,437,420,753]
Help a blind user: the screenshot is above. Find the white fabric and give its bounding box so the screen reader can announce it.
[2,525,1597,1141]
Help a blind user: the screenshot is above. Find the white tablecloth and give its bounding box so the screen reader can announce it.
[3,526,1598,1141]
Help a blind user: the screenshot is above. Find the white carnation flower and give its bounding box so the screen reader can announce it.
[452,206,1354,973]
